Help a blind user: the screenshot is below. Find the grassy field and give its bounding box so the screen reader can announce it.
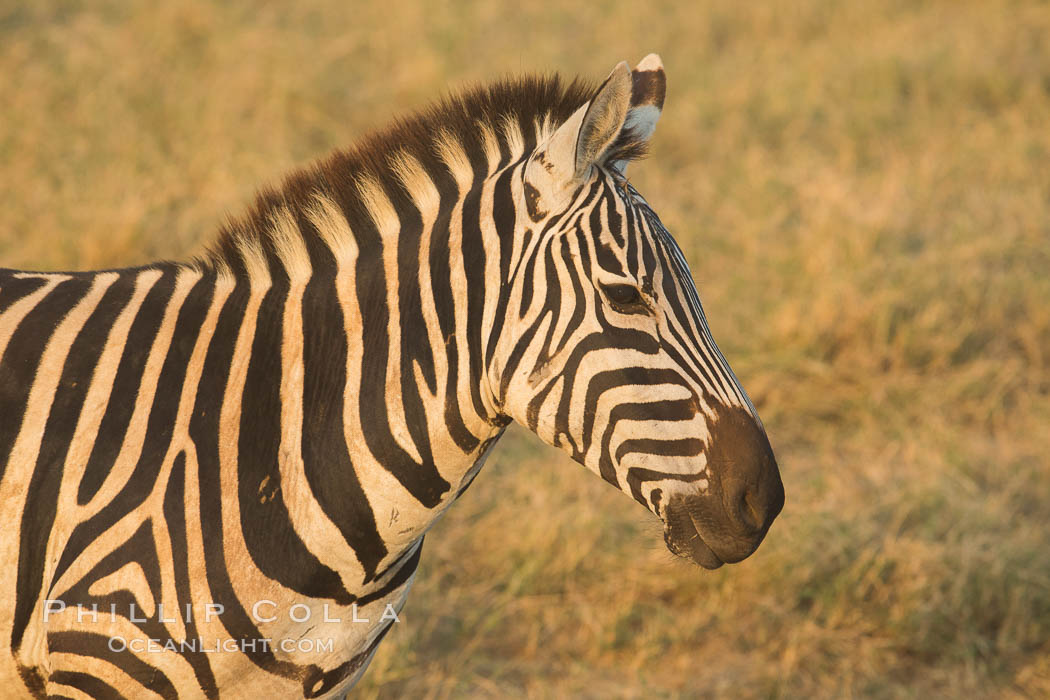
[3,1,1049,697]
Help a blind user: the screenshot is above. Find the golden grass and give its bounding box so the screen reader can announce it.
[3,1,1048,697]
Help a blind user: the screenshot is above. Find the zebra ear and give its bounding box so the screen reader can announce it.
[612,53,666,175]
[573,61,633,176]
[523,56,665,217]
[522,61,632,217]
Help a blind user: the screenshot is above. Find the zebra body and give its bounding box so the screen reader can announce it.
[0,55,784,698]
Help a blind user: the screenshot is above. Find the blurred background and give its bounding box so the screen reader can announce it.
[2,1,1048,697]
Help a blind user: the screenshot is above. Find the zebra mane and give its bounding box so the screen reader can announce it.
[196,73,641,278]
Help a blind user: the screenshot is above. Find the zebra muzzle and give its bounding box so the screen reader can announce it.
[661,406,785,568]
[663,492,769,569]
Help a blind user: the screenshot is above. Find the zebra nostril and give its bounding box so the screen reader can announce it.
[740,485,763,531]
[725,476,764,533]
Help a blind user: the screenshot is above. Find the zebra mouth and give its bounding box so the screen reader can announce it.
[663,510,724,570]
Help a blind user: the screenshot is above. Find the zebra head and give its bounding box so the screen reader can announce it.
[493,55,785,569]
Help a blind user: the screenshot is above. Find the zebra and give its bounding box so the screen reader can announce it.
[0,54,784,698]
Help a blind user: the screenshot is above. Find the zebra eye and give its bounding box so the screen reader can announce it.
[601,283,645,309]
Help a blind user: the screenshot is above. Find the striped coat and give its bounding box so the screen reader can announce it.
[0,55,783,698]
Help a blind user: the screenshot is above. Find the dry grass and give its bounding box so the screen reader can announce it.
[3,1,1049,697]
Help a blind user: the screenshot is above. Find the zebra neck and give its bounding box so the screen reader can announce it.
[183,137,528,546]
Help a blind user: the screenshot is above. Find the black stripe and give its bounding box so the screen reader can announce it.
[622,190,640,272]
[301,272,387,584]
[387,177,447,498]
[0,276,88,473]
[48,670,124,699]
[525,372,562,434]
[77,270,175,504]
[604,183,626,249]
[47,631,177,699]
[0,273,47,315]
[460,160,492,423]
[552,234,587,358]
[594,237,625,279]
[428,176,482,453]
[528,241,563,375]
[17,662,46,699]
[359,538,423,606]
[624,459,710,506]
[482,166,518,371]
[517,236,542,319]
[392,179,436,396]
[354,194,451,506]
[637,209,658,277]
[8,276,92,651]
[36,274,136,481]
[301,609,398,699]
[498,294,556,411]
[161,451,219,698]
[238,281,354,601]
